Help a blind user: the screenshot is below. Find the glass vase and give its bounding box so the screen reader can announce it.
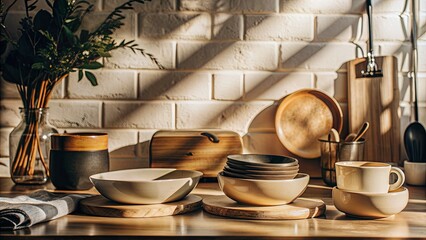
[9,108,58,184]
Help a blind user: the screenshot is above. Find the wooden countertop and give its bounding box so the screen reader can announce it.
[0,177,425,239]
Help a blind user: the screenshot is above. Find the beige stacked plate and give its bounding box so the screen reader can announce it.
[223,154,299,180]
[204,154,326,220]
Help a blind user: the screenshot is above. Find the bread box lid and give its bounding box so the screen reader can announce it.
[149,130,243,178]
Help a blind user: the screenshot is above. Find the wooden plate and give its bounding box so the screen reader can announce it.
[275,89,343,159]
[79,194,202,218]
[203,195,326,220]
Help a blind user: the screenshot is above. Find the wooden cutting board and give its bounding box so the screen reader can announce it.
[79,195,202,218]
[347,56,400,163]
[150,130,243,178]
[202,195,325,220]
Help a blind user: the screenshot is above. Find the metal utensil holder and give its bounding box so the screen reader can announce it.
[319,139,365,186]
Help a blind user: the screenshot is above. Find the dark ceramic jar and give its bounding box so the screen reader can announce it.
[49,133,109,190]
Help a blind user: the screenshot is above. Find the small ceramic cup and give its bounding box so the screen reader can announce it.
[335,161,405,193]
[404,161,426,186]
[49,132,109,190]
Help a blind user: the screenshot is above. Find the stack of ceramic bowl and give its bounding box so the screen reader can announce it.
[218,154,310,206]
[223,154,299,180]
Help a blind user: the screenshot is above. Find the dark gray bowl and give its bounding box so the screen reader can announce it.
[227,154,298,168]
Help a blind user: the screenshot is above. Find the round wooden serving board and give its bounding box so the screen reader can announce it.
[79,195,202,218]
[275,89,343,159]
[203,195,325,220]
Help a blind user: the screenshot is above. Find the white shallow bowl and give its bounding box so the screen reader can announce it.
[217,172,309,206]
[404,161,426,186]
[90,168,203,204]
[332,187,409,219]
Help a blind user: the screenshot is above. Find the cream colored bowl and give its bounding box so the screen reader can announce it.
[217,172,309,206]
[332,187,409,219]
[404,161,426,186]
[90,168,202,204]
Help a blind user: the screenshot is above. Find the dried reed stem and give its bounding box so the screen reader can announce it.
[11,75,67,181]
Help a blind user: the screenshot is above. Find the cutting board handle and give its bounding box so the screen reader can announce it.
[201,132,220,143]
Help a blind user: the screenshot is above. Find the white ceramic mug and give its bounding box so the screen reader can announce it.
[335,161,405,193]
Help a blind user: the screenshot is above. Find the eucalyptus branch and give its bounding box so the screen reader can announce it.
[2,0,162,87]
[92,0,148,37]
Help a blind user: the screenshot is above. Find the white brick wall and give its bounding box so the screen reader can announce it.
[68,70,138,99]
[1,0,425,176]
[103,102,174,128]
[177,42,279,70]
[212,14,243,40]
[176,101,273,133]
[49,101,102,128]
[244,72,313,100]
[179,0,278,13]
[316,15,362,42]
[280,42,365,70]
[245,15,314,41]
[141,13,211,40]
[139,71,211,100]
[279,0,364,14]
[213,72,243,100]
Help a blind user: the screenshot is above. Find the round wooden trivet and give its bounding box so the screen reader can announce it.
[79,194,202,218]
[202,195,325,220]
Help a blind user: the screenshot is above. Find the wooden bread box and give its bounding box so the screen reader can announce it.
[149,130,243,178]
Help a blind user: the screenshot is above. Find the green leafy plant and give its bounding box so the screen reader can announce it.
[1,0,162,106]
[0,0,163,182]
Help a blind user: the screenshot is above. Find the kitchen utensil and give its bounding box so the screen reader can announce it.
[203,195,325,220]
[335,161,405,193]
[319,138,365,186]
[348,0,399,164]
[275,89,343,159]
[50,133,109,190]
[149,130,242,178]
[361,0,383,77]
[403,1,426,164]
[404,122,426,162]
[332,187,408,219]
[90,169,202,204]
[79,195,202,218]
[345,133,357,142]
[329,128,340,142]
[353,122,370,142]
[410,0,419,122]
[404,161,426,186]
[217,172,309,206]
[348,56,400,162]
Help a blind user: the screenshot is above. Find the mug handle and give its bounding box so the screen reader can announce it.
[389,167,405,192]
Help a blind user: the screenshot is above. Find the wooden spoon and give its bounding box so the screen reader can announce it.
[353,122,370,142]
[344,133,357,142]
[329,128,340,142]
